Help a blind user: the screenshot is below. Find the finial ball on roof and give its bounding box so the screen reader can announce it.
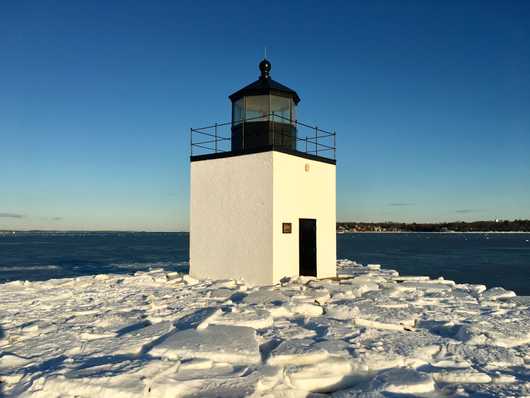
[259,59,271,78]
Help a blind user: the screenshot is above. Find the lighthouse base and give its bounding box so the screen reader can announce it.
[190,150,336,285]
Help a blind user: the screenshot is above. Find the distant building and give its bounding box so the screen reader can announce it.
[189,60,337,285]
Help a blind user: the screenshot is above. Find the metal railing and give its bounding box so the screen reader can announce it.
[190,113,336,160]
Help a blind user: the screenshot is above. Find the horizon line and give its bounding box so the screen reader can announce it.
[2,219,529,234]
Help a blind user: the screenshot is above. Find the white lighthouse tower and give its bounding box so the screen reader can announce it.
[189,59,336,285]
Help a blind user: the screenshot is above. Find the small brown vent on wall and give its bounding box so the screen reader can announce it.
[282,223,292,234]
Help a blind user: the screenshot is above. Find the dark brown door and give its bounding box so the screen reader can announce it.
[299,218,317,276]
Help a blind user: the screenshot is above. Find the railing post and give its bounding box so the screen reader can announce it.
[242,118,245,150]
[315,126,318,156]
[190,128,193,156]
[288,116,292,151]
[291,116,296,153]
[272,112,275,148]
[333,130,336,160]
[214,123,218,153]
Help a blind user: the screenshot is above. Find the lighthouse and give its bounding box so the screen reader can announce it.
[189,59,336,285]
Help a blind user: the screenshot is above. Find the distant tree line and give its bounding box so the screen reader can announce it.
[337,220,530,232]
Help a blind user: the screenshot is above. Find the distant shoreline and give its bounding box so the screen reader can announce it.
[337,220,530,233]
[2,220,530,234]
[1,230,530,236]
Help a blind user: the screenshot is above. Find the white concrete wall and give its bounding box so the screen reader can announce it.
[272,152,336,282]
[190,150,336,285]
[190,152,274,285]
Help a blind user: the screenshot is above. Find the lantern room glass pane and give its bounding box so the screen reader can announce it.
[232,98,244,125]
[270,95,291,123]
[245,95,269,122]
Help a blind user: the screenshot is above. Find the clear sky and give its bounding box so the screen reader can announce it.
[1,1,529,231]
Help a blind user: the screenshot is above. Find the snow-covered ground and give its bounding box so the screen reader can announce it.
[1,259,529,397]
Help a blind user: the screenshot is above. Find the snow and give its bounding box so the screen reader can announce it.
[1,259,529,397]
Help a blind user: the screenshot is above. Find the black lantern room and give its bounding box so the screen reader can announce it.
[229,59,300,152]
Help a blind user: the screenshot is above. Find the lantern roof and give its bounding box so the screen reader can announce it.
[229,59,301,104]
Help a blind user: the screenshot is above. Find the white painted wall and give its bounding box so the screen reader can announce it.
[272,151,336,282]
[190,152,273,285]
[190,150,336,285]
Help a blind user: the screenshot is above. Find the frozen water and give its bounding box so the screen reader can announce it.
[0,259,528,397]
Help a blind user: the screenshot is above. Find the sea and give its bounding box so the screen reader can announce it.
[1,232,529,295]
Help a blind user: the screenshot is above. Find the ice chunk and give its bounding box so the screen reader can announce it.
[432,369,492,384]
[455,310,530,347]
[285,357,352,392]
[499,295,530,306]
[348,275,385,286]
[206,288,234,300]
[304,287,331,304]
[293,275,317,284]
[79,321,174,356]
[393,276,430,282]
[369,368,435,394]
[242,289,288,306]
[288,302,323,317]
[0,353,31,371]
[352,330,444,370]
[261,320,318,340]
[399,281,453,292]
[313,339,352,357]
[268,339,329,366]
[182,274,199,285]
[448,382,530,397]
[430,359,472,369]
[149,324,261,364]
[326,303,360,320]
[93,309,145,332]
[445,342,525,368]
[305,317,358,340]
[209,308,273,329]
[332,390,385,398]
[481,287,516,301]
[267,305,293,319]
[353,302,422,330]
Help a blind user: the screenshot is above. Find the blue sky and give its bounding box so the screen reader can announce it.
[1,1,529,231]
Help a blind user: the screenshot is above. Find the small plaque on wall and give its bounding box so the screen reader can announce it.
[282,223,292,234]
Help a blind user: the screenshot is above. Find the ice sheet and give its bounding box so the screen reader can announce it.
[0,258,528,397]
